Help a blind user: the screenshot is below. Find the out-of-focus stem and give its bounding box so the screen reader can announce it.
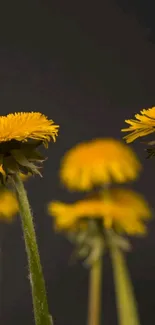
[111,245,140,325]
[88,258,102,325]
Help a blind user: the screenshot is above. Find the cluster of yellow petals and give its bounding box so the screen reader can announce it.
[60,138,141,190]
[0,112,59,144]
[122,107,155,143]
[48,188,151,235]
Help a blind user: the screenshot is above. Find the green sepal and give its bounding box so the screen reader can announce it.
[68,222,105,266]
[3,155,20,174]
[78,246,91,258]
[69,245,91,265]
[106,229,131,252]
[11,150,42,176]
[21,140,45,162]
[84,237,104,266]
[111,235,131,251]
[22,148,45,162]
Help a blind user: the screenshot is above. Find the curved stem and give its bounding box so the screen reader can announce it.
[88,258,102,325]
[13,173,52,325]
[110,246,140,325]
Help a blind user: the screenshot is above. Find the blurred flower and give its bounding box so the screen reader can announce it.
[0,188,19,222]
[0,170,31,222]
[60,138,141,191]
[0,165,5,177]
[122,107,155,143]
[48,188,151,235]
[0,112,59,181]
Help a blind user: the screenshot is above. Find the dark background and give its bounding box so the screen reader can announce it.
[0,0,155,324]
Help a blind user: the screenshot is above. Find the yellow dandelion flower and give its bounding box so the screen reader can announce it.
[60,138,141,191]
[48,188,151,235]
[122,107,155,143]
[0,112,59,144]
[0,189,19,222]
[0,112,59,180]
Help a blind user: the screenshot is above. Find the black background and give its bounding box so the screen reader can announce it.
[0,0,155,324]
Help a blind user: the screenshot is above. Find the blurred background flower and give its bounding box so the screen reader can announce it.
[60,138,141,191]
[0,172,30,223]
[122,107,155,144]
[48,137,151,325]
[49,188,151,235]
[0,188,19,222]
[122,106,155,160]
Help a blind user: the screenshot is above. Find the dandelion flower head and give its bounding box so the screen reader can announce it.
[48,188,151,235]
[0,112,59,179]
[60,138,141,191]
[122,107,155,143]
[0,112,59,144]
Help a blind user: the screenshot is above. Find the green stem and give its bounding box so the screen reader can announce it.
[13,173,52,325]
[87,258,102,325]
[110,246,140,325]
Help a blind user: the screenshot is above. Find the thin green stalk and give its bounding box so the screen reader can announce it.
[87,258,102,325]
[13,173,52,325]
[110,246,140,325]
